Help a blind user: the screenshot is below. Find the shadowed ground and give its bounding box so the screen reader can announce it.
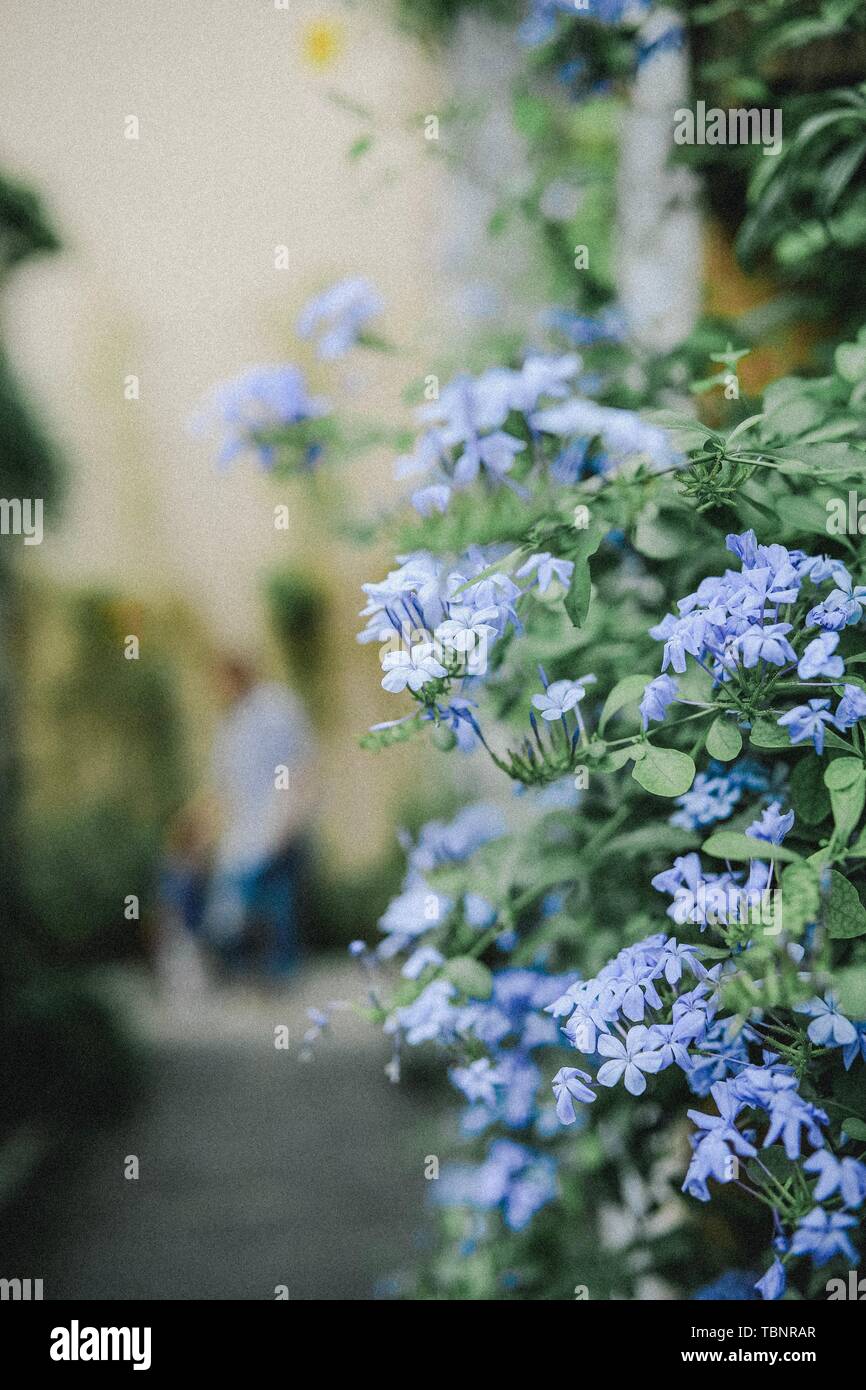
[2,959,440,1300]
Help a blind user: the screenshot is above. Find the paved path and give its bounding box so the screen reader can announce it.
[8,959,440,1300]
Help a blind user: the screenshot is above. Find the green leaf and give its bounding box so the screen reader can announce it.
[631,745,696,798]
[824,757,865,791]
[826,871,866,940]
[601,825,700,859]
[592,746,635,772]
[702,830,802,863]
[348,134,374,160]
[487,207,511,238]
[442,957,494,1000]
[841,1117,866,1144]
[598,674,654,736]
[644,410,711,452]
[564,520,605,629]
[725,413,765,446]
[790,755,831,824]
[825,757,866,842]
[779,493,838,537]
[749,716,790,749]
[705,716,742,762]
[836,964,866,1022]
[824,725,859,754]
[781,861,821,936]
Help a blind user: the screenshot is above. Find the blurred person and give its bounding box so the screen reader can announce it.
[161,651,316,986]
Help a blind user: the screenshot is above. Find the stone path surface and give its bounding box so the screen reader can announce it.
[9,958,439,1300]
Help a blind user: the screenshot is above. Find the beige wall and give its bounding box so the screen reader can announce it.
[0,0,451,866]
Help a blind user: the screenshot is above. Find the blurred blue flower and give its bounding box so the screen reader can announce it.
[297,275,383,359]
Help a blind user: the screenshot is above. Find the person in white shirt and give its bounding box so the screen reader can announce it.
[164,651,316,981]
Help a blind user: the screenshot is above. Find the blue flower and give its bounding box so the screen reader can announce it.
[402,945,444,979]
[502,1154,559,1231]
[835,683,866,730]
[694,1271,758,1300]
[804,1150,866,1208]
[755,1258,786,1301]
[552,1066,596,1123]
[596,1025,668,1095]
[843,1023,866,1070]
[796,993,858,1048]
[746,801,795,845]
[541,304,627,347]
[385,979,461,1045]
[640,674,679,730]
[407,803,505,872]
[516,552,575,595]
[437,1141,558,1231]
[450,1058,505,1107]
[195,364,329,468]
[671,769,742,830]
[433,700,482,754]
[412,483,451,516]
[658,937,704,986]
[297,275,383,359]
[378,886,452,957]
[806,572,866,631]
[531,676,595,720]
[797,632,845,680]
[777,700,835,754]
[381,641,447,694]
[435,605,499,654]
[464,893,497,929]
[789,1207,859,1267]
[760,1084,828,1160]
[509,354,581,412]
[735,623,796,669]
[532,397,677,471]
[683,1081,757,1200]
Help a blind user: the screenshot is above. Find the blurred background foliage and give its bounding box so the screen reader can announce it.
[0,178,142,1204]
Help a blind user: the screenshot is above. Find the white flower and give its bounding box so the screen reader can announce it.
[381,642,447,693]
[435,606,499,653]
[531,677,596,721]
[516,552,575,594]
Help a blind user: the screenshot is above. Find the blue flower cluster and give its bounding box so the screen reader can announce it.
[643,530,866,750]
[196,274,385,466]
[433,1139,558,1233]
[547,785,866,1297]
[296,275,383,360]
[394,351,680,515]
[397,354,580,515]
[194,364,329,469]
[519,0,645,49]
[359,544,574,722]
[376,803,505,962]
[669,758,782,831]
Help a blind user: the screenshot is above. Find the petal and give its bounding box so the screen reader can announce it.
[635,1050,665,1075]
[623,1063,647,1097]
[596,1060,626,1088]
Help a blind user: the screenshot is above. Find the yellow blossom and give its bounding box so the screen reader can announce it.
[301,18,344,69]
